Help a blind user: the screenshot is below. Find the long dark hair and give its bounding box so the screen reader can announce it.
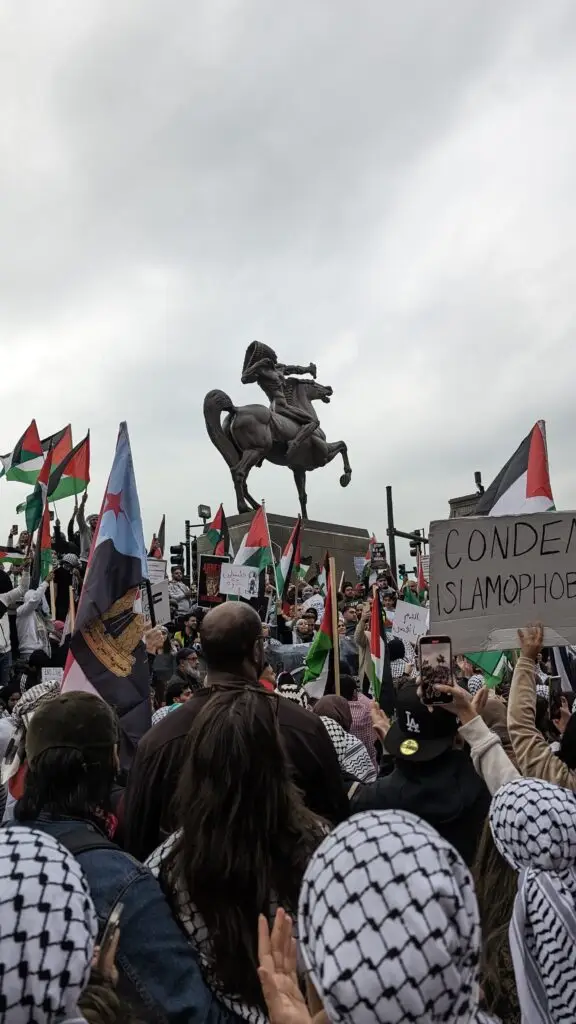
[16,746,117,826]
[472,818,519,1022]
[167,686,324,1010]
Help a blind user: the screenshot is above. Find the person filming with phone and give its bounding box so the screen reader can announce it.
[350,634,491,867]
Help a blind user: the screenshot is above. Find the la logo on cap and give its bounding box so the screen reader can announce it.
[404,711,420,734]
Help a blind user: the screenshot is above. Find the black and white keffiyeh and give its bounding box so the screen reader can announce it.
[490,777,576,1024]
[298,809,495,1024]
[0,825,97,1023]
[1,679,61,786]
[319,717,376,783]
[467,674,485,696]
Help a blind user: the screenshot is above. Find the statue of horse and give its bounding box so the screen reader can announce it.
[203,377,352,519]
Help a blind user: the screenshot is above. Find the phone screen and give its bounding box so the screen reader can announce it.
[419,636,453,704]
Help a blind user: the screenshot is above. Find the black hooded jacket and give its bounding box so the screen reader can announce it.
[351,746,490,866]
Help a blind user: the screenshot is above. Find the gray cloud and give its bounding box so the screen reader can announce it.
[1,0,575,566]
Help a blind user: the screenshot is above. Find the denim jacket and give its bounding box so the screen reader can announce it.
[21,818,240,1024]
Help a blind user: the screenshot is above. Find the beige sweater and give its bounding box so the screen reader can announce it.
[458,715,519,795]
[508,655,576,791]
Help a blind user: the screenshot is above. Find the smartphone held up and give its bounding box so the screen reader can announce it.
[419,635,453,705]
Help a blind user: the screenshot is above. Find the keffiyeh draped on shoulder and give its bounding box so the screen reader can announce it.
[0,825,97,1023]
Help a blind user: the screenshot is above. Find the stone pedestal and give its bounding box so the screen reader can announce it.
[198,512,370,582]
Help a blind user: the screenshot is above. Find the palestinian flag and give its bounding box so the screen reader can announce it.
[233,505,272,569]
[403,586,421,607]
[41,425,73,466]
[47,432,90,502]
[149,515,166,559]
[304,562,336,687]
[466,650,509,689]
[316,553,329,598]
[370,588,388,701]
[0,420,44,484]
[16,443,55,533]
[0,546,26,567]
[31,449,55,587]
[276,517,302,613]
[205,504,232,557]
[475,420,554,516]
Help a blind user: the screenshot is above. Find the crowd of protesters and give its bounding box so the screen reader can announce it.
[3,520,576,1023]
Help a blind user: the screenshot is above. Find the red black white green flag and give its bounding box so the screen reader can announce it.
[304,558,334,686]
[149,515,166,559]
[47,432,90,502]
[31,447,55,587]
[276,517,302,613]
[0,420,44,484]
[205,504,232,557]
[233,506,272,570]
[475,420,554,516]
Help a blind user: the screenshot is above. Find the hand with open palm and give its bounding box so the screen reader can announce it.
[258,909,312,1024]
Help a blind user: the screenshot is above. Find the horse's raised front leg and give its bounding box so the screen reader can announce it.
[323,441,352,488]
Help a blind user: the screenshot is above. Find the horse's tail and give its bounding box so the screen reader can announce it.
[203,390,240,468]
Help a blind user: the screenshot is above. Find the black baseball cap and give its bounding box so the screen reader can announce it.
[385,683,458,762]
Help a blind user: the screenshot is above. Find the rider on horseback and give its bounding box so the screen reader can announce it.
[241,341,319,455]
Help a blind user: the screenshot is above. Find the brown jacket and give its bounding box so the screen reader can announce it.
[124,673,349,861]
[507,655,576,791]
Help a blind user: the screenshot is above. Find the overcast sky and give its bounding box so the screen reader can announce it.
[1,1,575,564]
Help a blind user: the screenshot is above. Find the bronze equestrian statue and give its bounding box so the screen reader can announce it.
[203,341,352,519]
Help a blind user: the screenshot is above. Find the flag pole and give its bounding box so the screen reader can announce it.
[329,555,341,696]
[261,499,278,593]
[68,585,76,631]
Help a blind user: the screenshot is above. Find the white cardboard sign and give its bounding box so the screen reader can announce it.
[141,580,171,627]
[392,600,429,646]
[219,563,260,599]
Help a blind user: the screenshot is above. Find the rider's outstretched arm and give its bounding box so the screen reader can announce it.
[279,363,312,376]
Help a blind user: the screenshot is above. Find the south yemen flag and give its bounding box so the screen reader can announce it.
[233,506,272,569]
[303,564,334,685]
[62,422,151,770]
[47,432,90,502]
[276,517,302,612]
[475,420,554,516]
[1,420,44,484]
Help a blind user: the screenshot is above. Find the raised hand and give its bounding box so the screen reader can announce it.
[257,910,311,1024]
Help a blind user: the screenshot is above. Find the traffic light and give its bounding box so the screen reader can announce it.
[190,536,198,583]
[170,543,184,571]
[409,530,421,559]
[398,563,407,579]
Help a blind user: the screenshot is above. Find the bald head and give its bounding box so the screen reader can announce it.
[200,602,264,677]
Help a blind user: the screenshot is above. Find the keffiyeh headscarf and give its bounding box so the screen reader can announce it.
[0,826,97,1023]
[1,679,61,785]
[467,674,485,697]
[490,777,576,1024]
[298,810,495,1024]
[276,674,309,709]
